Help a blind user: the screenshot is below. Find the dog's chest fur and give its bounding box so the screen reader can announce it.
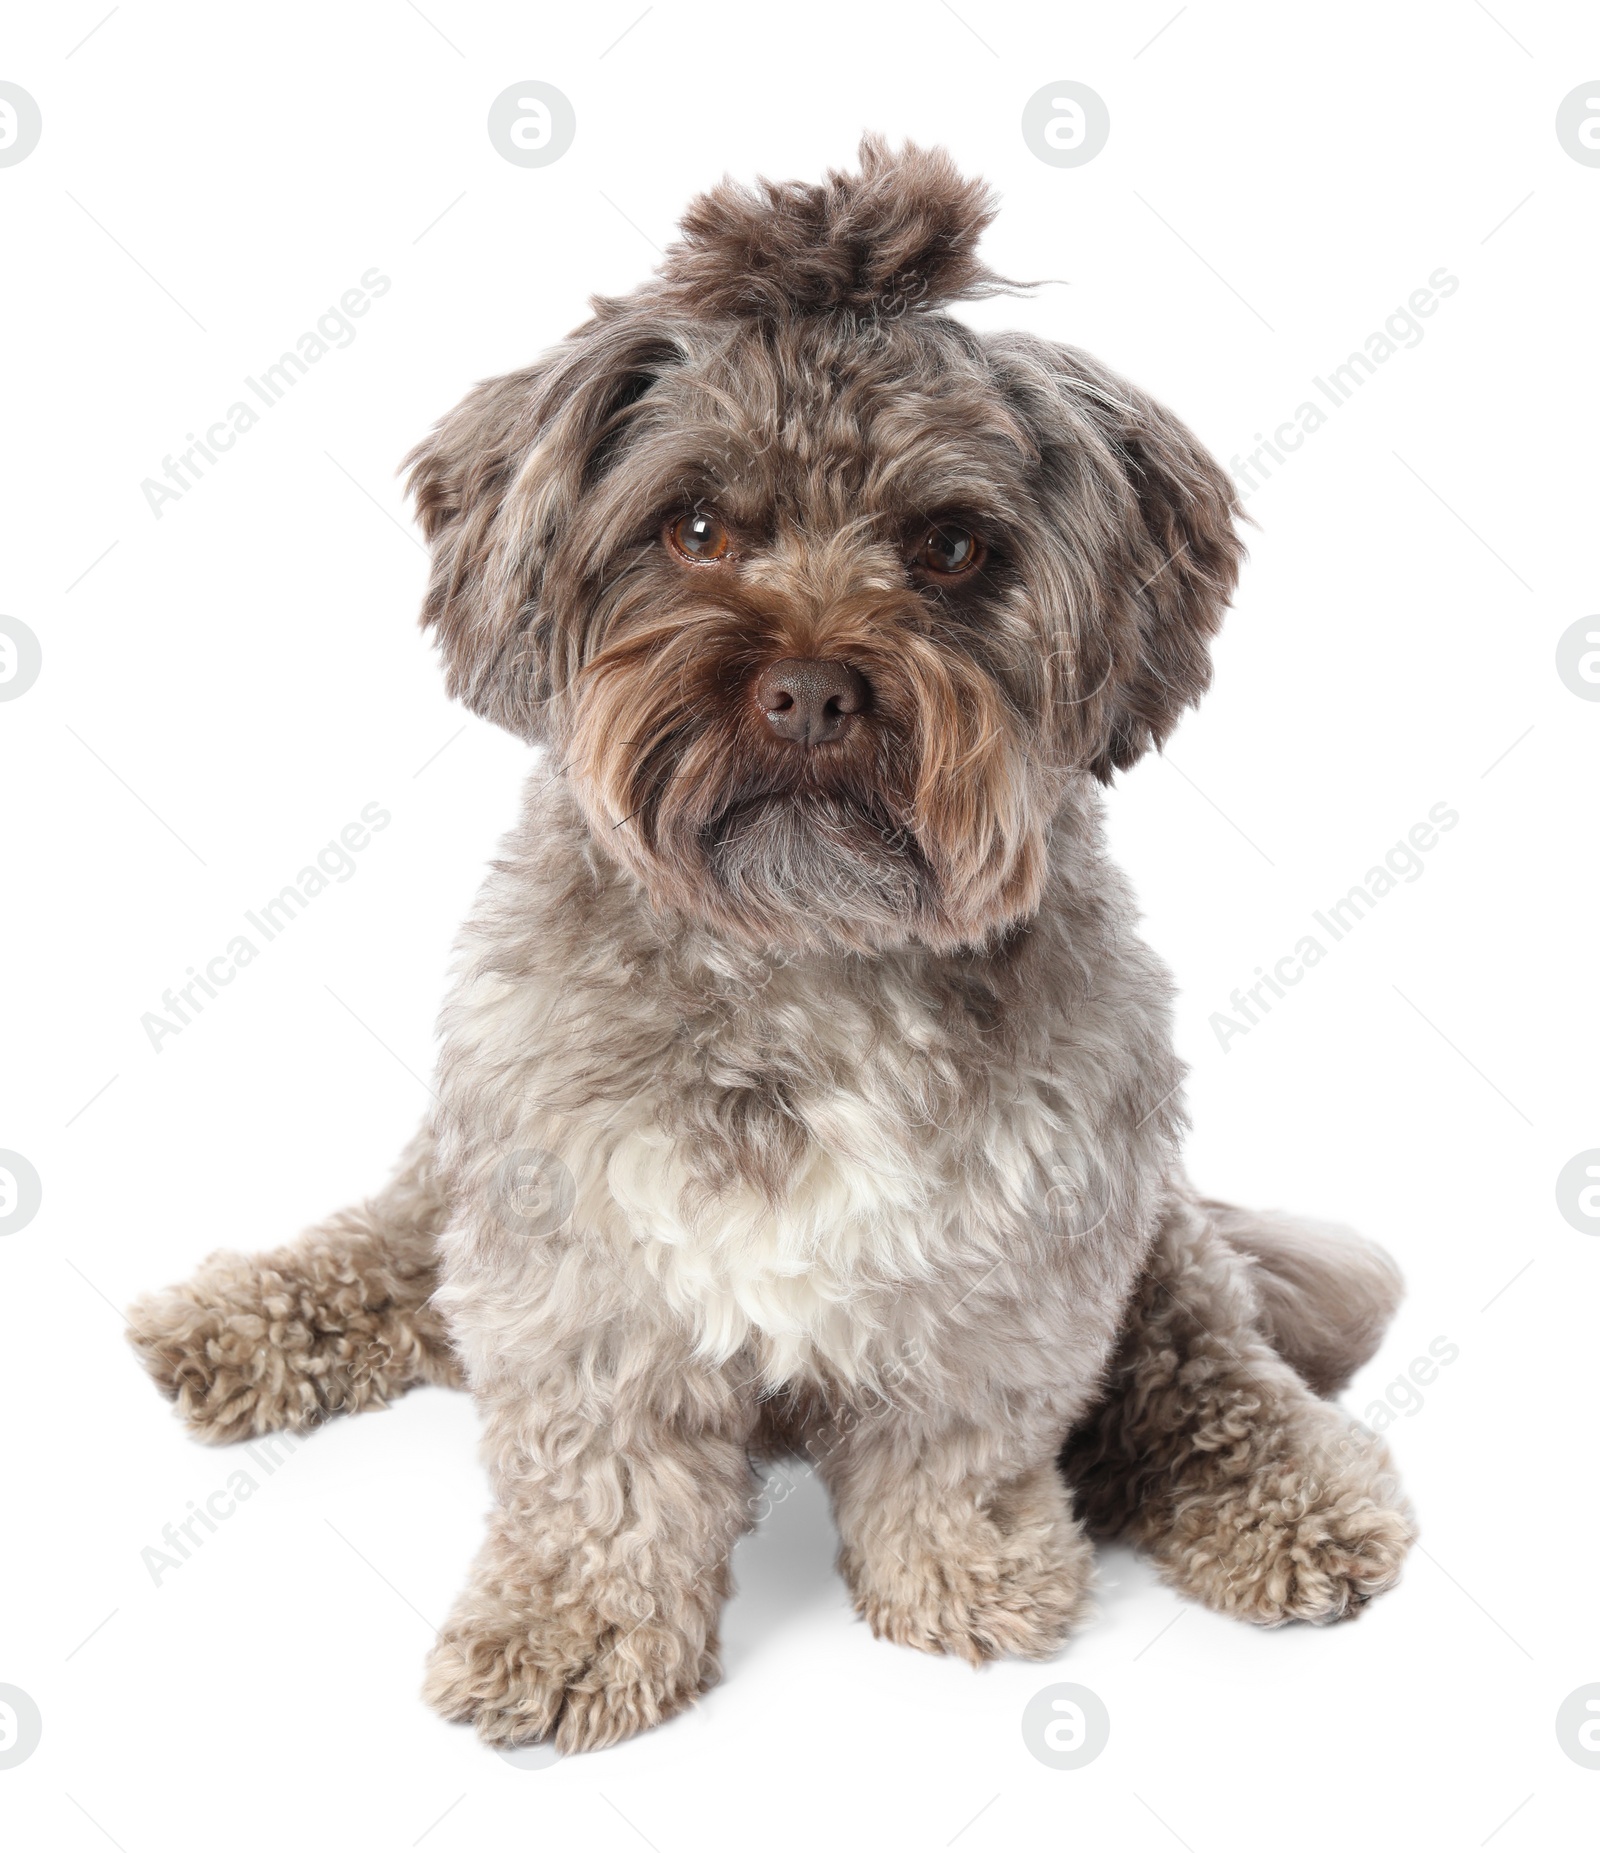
[435,767,1183,1389]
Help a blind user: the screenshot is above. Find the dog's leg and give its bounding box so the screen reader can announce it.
[1061,1197,1415,1623]
[423,1348,756,1753]
[126,1124,460,1443]
[820,1396,1095,1664]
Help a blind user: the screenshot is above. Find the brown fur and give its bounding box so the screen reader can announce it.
[1064,1195,1412,1620]
[129,1130,461,1442]
[128,139,1412,1754]
[657,135,1014,320]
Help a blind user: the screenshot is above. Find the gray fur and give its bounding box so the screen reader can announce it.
[128,138,1413,1753]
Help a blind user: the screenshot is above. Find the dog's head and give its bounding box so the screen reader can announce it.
[407,137,1244,954]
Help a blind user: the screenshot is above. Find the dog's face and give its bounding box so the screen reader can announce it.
[408,140,1244,954]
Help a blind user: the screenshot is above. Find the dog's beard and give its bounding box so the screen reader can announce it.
[563,597,1060,953]
[578,729,1054,955]
[697,788,932,938]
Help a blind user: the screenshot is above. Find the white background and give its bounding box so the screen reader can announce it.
[3,2,1597,1847]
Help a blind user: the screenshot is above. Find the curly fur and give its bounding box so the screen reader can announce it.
[127,1130,462,1442]
[651,133,1013,320]
[1064,1195,1413,1621]
[128,139,1413,1753]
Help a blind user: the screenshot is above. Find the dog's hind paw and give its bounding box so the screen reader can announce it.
[127,1230,458,1443]
[1155,1452,1417,1625]
[126,1272,321,1445]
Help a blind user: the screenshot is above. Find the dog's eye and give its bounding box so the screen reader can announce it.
[665,509,731,565]
[910,523,985,578]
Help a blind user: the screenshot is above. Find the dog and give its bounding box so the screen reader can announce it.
[129,138,1415,1754]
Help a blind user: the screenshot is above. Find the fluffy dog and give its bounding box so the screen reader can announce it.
[129,139,1414,1753]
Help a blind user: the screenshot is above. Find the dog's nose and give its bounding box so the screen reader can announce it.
[754,658,870,745]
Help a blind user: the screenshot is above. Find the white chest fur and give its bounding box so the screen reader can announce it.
[433,776,1180,1394]
[444,958,1079,1383]
[601,1009,1070,1381]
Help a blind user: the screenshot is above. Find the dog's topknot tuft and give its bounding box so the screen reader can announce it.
[651,134,1011,320]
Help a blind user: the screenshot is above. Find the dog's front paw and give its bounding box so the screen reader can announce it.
[840,1465,1094,1664]
[1160,1454,1416,1625]
[846,1531,1094,1663]
[424,1595,717,1753]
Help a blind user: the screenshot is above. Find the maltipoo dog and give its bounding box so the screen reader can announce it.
[129,139,1414,1753]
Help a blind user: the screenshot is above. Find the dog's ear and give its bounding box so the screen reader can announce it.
[986,335,1247,779]
[404,316,679,737]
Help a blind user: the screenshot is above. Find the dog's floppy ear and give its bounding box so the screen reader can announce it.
[986,335,1247,779]
[404,315,680,737]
